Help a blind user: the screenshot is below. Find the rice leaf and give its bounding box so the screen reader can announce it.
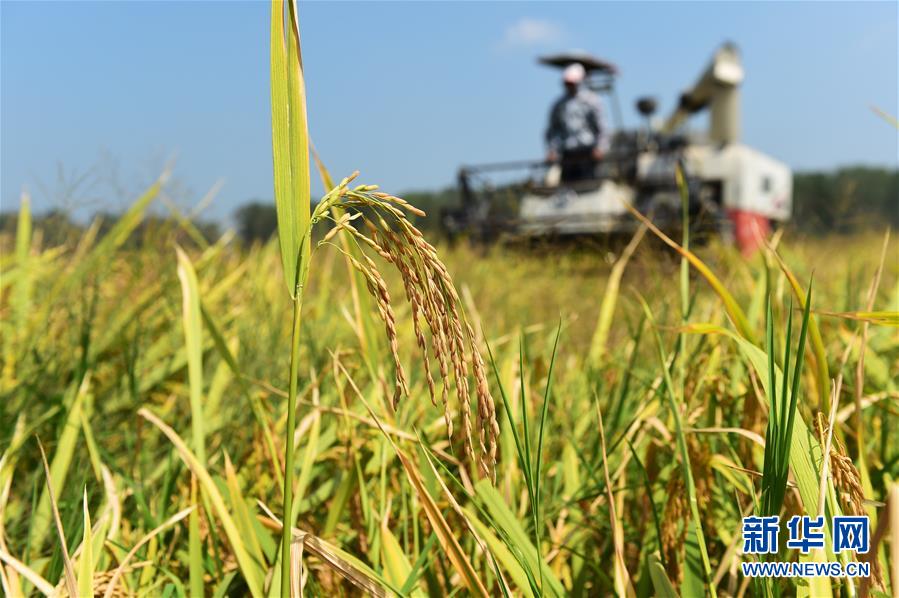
[224,454,267,571]
[639,298,716,597]
[138,408,266,597]
[596,405,634,597]
[681,322,841,551]
[380,522,425,596]
[871,105,898,128]
[293,409,320,521]
[271,0,311,297]
[257,504,393,596]
[0,549,55,596]
[460,507,535,598]
[765,241,830,409]
[474,480,565,597]
[200,305,283,490]
[27,374,93,554]
[759,286,812,525]
[102,507,194,598]
[815,310,898,327]
[176,246,206,463]
[622,201,755,343]
[188,477,204,598]
[647,553,679,598]
[399,450,489,597]
[588,224,646,364]
[347,391,488,598]
[36,438,77,598]
[890,483,899,590]
[77,488,94,598]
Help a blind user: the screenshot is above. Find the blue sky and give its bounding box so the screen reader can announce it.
[2,1,897,220]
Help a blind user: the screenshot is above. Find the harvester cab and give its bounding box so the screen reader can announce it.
[443,43,792,252]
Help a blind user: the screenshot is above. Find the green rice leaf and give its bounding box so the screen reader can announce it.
[648,553,678,598]
[271,0,311,298]
[767,244,830,409]
[461,506,536,598]
[176,246,206,463]
[77,488,94,598]
[682,323,841,547]
[474,480,565,597]
[139,408,266,597]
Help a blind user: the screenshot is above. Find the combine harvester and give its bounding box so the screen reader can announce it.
[443,43,792,253]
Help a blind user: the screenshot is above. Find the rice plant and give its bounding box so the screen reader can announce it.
[1,1,897,596]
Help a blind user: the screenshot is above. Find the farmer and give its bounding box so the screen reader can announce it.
[545,63,609,183]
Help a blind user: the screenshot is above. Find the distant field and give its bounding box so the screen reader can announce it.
[2,192,896,596]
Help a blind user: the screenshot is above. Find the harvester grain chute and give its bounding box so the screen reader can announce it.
[443,43,792,252]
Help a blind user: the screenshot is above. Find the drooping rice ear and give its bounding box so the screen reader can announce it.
[324,188,501,481]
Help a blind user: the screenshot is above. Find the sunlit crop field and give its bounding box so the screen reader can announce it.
[2,0,897,594]
[1,191,896,596]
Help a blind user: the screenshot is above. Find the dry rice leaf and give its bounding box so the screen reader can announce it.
[37,439,77,598]
[338,365,490,597]
[396,450,490,597]
[256,503,390,597]
[871,105,899,128]
[0,549,55,596]
[687,426,766,448]
[815,310,898,327]
[597,405,635,598]
[588,223,646,364]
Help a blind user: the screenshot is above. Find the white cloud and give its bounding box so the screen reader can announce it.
[501,18,564,48]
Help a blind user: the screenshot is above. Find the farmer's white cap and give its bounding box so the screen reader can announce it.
[562,63,586,84]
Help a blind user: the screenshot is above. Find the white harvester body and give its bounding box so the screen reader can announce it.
[683,143,792,221]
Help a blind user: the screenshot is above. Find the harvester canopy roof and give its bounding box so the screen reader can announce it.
[538,51,618,75]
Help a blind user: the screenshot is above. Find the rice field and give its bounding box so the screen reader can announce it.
[2,2,898,597]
